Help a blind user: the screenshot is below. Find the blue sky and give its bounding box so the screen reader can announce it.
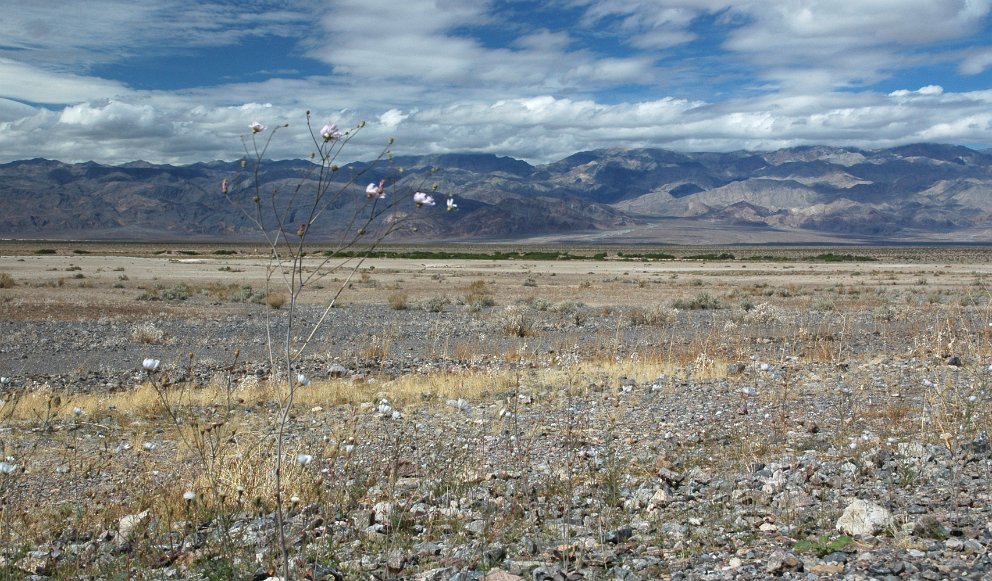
[1,0,991,165]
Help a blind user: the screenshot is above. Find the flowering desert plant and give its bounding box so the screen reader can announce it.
[217,113,452,578]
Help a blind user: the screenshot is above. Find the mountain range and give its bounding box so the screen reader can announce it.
[2,143,991,244]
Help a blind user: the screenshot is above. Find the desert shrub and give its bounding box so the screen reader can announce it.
[387,292,409,310]
[33,248,56,255]
[624,305,678,326]
[464,279,495,308]
[871,305,897,322]
[530,297,552,311]
[497,304,536,337]
[421,296,450,313]
[739,302,779,324]
[204,282,264,303]
[0,273,14,289]
[161,283,192,301]
[811,298,836,311]
[624,307,649,327]
[131,322,165,344]
[550,300,588,326]
[550,300,583,315]
[232,285,265,303]
[137,288,161,301]
[672,292,721,310]
[645,305,679,324]
[265,292,288,309]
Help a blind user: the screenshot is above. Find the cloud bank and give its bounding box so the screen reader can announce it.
[0,0,989,164]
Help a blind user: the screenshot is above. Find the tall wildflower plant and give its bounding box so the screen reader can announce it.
[221,114,448,578]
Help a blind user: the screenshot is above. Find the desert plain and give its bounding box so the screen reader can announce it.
[1,241,992,580]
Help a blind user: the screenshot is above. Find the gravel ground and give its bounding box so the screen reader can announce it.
[2,254,992,580]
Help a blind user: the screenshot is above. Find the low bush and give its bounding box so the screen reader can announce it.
[672,292,721,310]
[387,292,409,310]
[265,292,288,309]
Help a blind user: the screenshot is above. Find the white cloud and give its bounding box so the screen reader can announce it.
[308,0,655,94]
[574,0,992,92]
[0,84,990,165]
[0,0,990,164]
[960,47,992,74]
[0,98,37,122]
[889,85,945,98]
[0,59,127,104]
[378,109,407,129]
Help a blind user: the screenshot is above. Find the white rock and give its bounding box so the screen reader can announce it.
[647,487,671,510]
[836,499,894,536]
[446,398,471,412]
[373,501,393,523]
[117,510,150,545]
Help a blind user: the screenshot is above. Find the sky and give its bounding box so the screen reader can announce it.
[1,0,991,165]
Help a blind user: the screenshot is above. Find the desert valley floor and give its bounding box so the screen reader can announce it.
[1,242,991,580]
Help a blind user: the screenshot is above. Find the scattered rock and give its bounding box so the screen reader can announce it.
[327,363,349,378]
[836,499,895,536]
[482,569,523,581]
[913,515,949,540]
[765,550,803,574]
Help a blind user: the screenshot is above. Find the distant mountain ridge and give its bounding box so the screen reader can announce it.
[2,143,991,244]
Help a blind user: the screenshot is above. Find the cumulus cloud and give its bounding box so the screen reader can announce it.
[574,0,992,91]
[889,85,945,98]
[0,0,990,164]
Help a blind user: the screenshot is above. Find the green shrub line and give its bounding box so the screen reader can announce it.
[324,249,598,261]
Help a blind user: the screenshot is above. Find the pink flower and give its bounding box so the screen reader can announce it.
[249,121,266,134]
[413,192,435,208]
[221,178,229,194]
[320,123,342,142]
[366,179,385,199]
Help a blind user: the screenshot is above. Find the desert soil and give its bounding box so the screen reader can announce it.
[1,244,991,580]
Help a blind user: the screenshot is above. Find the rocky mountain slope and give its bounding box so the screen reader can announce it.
[2,144,991,243]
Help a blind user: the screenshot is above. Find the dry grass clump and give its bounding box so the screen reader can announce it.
[0,272,14,288]
[736,302,779,324]
[204,282,265,303]
[497,304,537,337]
[464,279,496,309]
[623,305,679,327]
[131,321,166,344]
[265,291,288,309]
[672,292,721,310]
[420,296,450,312]
[387,291,409,310]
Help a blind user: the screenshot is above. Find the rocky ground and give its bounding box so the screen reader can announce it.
[1,250,992,580]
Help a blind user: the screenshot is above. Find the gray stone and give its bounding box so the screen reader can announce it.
[836,499,895,536]
[912,515,948,540]
[765,550,803,574]
[327,363,349,377]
